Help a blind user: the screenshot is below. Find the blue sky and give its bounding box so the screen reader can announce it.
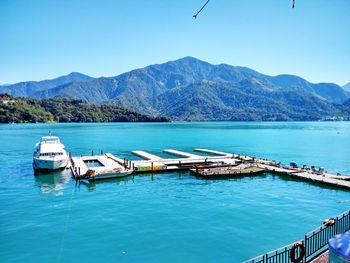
[1,0,349,86]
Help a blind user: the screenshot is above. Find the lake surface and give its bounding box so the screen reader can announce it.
[0,122,349,263]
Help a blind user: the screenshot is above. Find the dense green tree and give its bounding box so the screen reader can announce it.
[0,96,170,123]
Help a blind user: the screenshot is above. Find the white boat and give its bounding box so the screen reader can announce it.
[33,135,68,171]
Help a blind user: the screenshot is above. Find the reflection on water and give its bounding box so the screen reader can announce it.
[76,171,189,191]
[78,176,134,191]
[34,168,71,195]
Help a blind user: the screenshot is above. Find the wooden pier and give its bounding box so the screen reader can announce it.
[257,163,350,189]
[68,148,350,189]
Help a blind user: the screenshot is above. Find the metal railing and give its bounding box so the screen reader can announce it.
[243,209,350,263]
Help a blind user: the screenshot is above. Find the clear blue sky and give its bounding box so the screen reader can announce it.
[1,0,349,86]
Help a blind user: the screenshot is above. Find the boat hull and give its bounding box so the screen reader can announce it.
[33,158,68,171]
[88,171,133,181]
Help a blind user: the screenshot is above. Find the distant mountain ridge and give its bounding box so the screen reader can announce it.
[1,57,349,121]
[343,82,350,92]
[0,72,93,98]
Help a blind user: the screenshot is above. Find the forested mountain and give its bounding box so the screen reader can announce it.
[1,57,349,121]
[0,96,169,123]
[339,99,350,117]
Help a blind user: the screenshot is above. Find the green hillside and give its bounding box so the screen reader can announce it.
[0,96,169,123]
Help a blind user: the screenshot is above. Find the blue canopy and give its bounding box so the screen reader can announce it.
[329,231,350,260]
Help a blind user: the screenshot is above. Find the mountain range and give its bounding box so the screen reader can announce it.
[1,57,349,121]
[343,82,350,92]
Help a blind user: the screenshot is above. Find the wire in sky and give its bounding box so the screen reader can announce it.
[193,0,210,19]
[193,0,295,19]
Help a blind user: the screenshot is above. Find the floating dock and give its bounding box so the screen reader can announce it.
[190,164,266,179]
[131,151,162,161]
[70,154,132,180]
[68,148,350,189]
[194,148,234,157]
[257,163,350,189]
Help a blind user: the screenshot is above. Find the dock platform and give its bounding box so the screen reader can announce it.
[70,154,132,180]
[131,150,162,161]
[190,164,266,179]
[194,148,234,157]
[257,163,350,190]
[163,149,201,158]
[68,148,350,189]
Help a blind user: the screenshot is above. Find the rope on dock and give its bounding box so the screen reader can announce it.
[57,182,76,262]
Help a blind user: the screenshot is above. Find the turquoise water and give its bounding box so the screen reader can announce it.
[0,122,349,263]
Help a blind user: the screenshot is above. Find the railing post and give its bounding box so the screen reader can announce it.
[304,236,307,263]
[335,216,339,234]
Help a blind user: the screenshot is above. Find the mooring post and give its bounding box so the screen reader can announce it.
[151,162,153,171]
[92,150,94,156]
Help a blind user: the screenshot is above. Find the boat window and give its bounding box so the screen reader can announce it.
[41,137,60,143]
[39,152,63,156]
